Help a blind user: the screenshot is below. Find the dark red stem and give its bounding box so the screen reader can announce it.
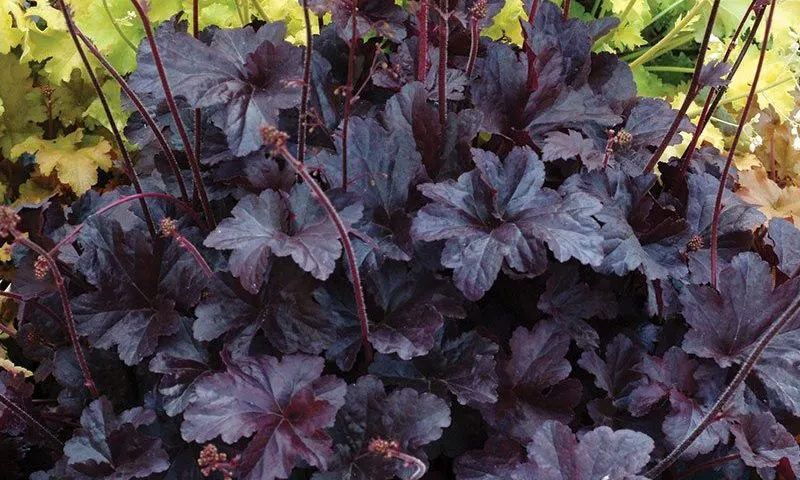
[298,0,313,163]
[341,6,359,192]
[646,242,793,478]
[272,142,373,364]
[563,0,570,19]
[691,4,765,144]
[466,18,479,78]
[12,233,98,398]
[679,92,714,175]
[524,0,541,91]
[417,0,429,81]
[710,0,774,288]
[437,11,449,128]
[722,0,758,62]
[0,291,64,328]
[0,392,64,448]
[49,192,204,256]
[75,29,189,201]
[56,0,157,241]
[172,234,213,277]
[193,0,202,181]
[676,454,741,480]
[129,0,217,229]
[642,0,721,174]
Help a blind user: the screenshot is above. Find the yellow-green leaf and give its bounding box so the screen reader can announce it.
[11,130,113,195]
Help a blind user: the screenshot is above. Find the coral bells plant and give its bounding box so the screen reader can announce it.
[3,0,800,479]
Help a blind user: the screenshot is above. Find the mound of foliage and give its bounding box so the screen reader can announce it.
[1,0,800,479]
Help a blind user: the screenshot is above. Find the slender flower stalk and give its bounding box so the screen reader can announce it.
[341,4,359,191]
[679,92,714,175]
[524,0,541,91]
[128,0,217,229]
[0,392,64,449]
[688,2,765,145]
[0,321,15,338]
[417,0,429,81]
[0,207,98,398]
[646,223,794,479]
[368,438,427,480]
[710,0,775,288]
[562,0,571,18]
[56,0,157,241]
[642,0,721,174]
[298,0,314,164]
[437,8,449,128]
[75,29,189,201]
[193,0,202,182]
[262,127,373,364]
[159,218,213,277]
[465,0,486,78]
[49,192,204,256]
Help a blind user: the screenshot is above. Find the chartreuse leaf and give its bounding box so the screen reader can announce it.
[85,80,131,132]
[51,69,97,127]
[0,54,46,157]
[69,0,181,74]
[10,129,113,195]
[19,4,85,83]
[0,0,24,54]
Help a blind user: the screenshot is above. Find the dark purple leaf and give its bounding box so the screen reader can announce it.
[479,321,581,441]
[129,24,302,156]
[315,375,450,480]
[369,329,500,405]
[63,397,169,479]
[523,420,654,479]
[578,334,644,409]
[204,184,362,292]
[412,147,603,300]
[768,218,800,277]
[193,264,335,355]
[454,436,527,480]
[698,60,732,88]
[731,412,800,469]
[72,216,208,365]
[0,371,34,437]
[181,354,346,480]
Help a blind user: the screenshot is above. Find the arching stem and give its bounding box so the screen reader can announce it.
[56,0,157,241]
[75,29,189,201]
[417,0,429,81]
[341,5,359,191]
[129,0,217,229]
[0,291,65,328]
[0,392,64,449]
[710,0,774,288]
[298,0,313,163]
[49,192,204,256]
[11,232,98,398]
[262,128,373,364]
[437,9,449,128]
[193,0,202,186]
[642,0,721,174]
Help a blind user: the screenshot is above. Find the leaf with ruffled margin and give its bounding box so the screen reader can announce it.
[193,264,335,355]
[312,375,450,480]
[311,0,408,42]
[129,23,302,156]
[0,371,34,437]
[369,329,500,405]
[454,436,527,480]
[578,334,644,410]
[479,321,582,442]
[63,397,169,480]
[412,147,603,300]
[314,115,421,266]
[204,184,362,293]
[767,218,800,278]
[681,252,800,416]
[72,216,208,366]
[521,420,654,480]
[181,354,346,480]
[731,412,800,469]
